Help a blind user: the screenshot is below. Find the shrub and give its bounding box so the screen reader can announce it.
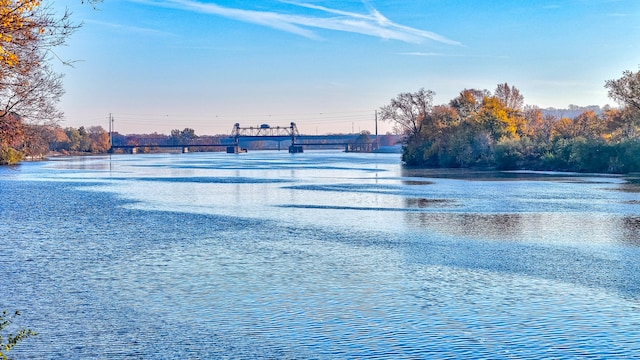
[0,147,24,165]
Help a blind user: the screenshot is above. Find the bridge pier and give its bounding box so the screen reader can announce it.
[288,145,303,153]
[182,147,189,153]
[226,146,245,153]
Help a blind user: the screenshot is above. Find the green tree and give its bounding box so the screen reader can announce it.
[617,139,640,172]
[180,128,196,143]
[64,127,81,151]
[77,126,91,152]
[0,310,36,359]
[169,129,181,145]
[170,128,197,145]
[0,146,22,164]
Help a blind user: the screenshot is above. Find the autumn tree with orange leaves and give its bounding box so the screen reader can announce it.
[1,0,80,163]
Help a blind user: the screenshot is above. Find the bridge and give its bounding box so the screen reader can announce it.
[110,122,380,154]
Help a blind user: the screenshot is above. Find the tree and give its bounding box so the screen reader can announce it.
[0,0,41,67]
[573,110,605,140]
[494,83,524,111]
[48,125,70,151]
[606,66,640,111]
[169,129,181,145]
[0,310,36,359]
[473,96,519,141]
[64,127,81,151]
[379,88,435,139]
[603,107,638,139]
[449,88,489,120]
[19,123,51,158]
[0,112,23,148]
[523,106,555,142]
[170,128,197,145]
[88,125,109,152]
[1,1,78,70]
[1,58,66,124]
[77,126,91,151]
[354,130,371,144]
[0,146,21,164]
[180,128,196,143]
[1,0,83,164]
[550,117,578,140]
[430,104,459,129]
[383,76,639,172]
[0,112,23,164]
[1,0,80,128]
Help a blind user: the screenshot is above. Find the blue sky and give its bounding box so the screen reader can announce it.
[55,0,640,135]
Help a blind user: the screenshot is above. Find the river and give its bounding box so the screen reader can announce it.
[1,151,639,358]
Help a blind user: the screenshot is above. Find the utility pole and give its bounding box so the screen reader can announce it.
[109,113,114,151]
[375,110,379,149]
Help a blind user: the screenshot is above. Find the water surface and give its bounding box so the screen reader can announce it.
[1,151,639,358]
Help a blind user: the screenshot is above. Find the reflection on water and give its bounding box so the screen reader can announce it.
[2,152,640,358]
[623,216,640,245]
[404,197,455,208]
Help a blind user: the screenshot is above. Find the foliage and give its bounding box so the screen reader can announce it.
[170,128,197,145]
[606,66,640,112]
[0,0,41,67]
[0,310,36,359]
[0,145,22,164]
[0,112,23,148]
[382,73,640,173]
[354,130,371,144]
[494,137,541,170]
[379,88,434,139]
[87,126,110,152]
[494,83,524,110]
[1,0,79,124]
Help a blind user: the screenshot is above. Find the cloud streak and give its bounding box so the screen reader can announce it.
[86,19,176,37]
[136,0,461,45]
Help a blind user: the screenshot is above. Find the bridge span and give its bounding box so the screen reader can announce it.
[110,122,380,154]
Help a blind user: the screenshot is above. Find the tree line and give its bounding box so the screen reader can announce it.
[0,122,227,163]
[0,118,113,163]
[380,67,640,173]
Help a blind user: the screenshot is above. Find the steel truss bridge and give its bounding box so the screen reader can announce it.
[110,122,377,154]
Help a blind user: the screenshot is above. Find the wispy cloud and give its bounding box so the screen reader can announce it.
[400,52,509,60]
[400,52,446,57]
[134,0,461,45]
[86,19,176,37]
